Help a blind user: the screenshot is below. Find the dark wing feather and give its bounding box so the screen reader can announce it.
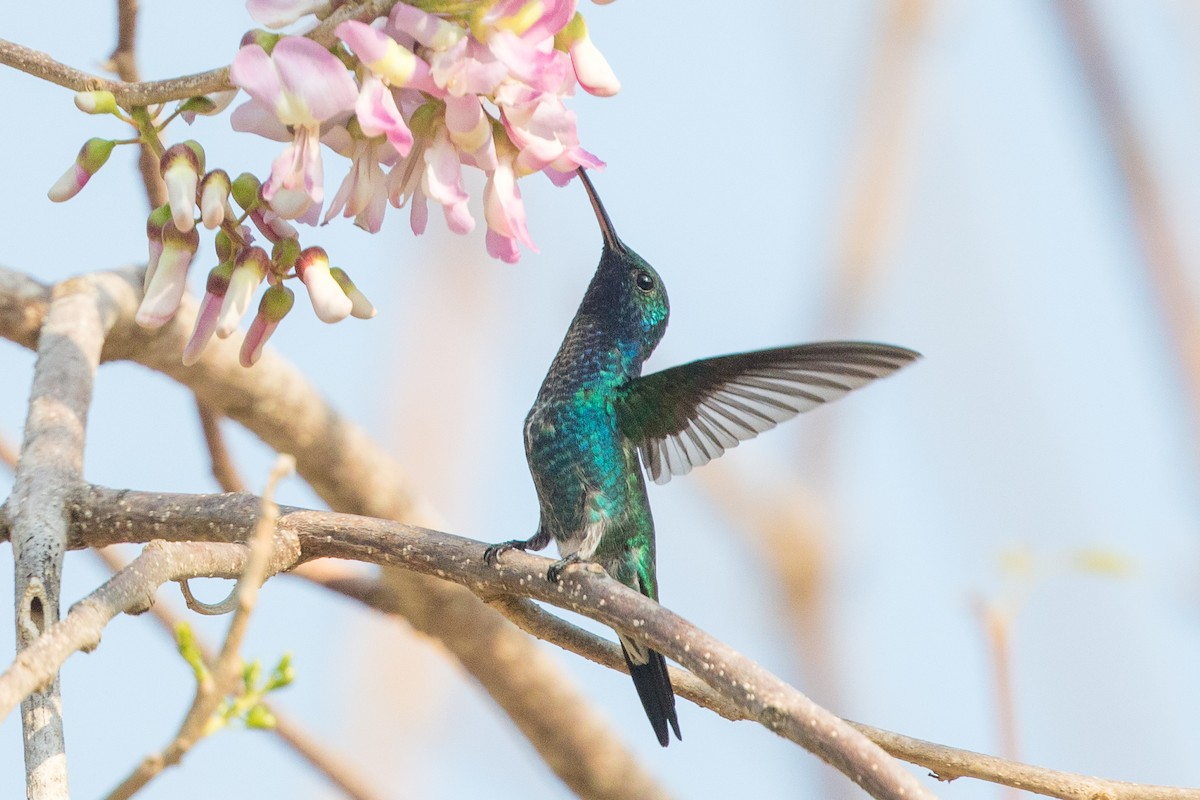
[615,342,919,484]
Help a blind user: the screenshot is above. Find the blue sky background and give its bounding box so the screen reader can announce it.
[4,1,1200,797]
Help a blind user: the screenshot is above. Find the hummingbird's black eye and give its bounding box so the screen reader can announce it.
[635,270,655,293]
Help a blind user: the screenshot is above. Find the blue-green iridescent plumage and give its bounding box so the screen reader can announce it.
[485,169,920,747]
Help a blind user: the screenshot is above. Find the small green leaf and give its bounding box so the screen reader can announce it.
[175,622,207,682]
[243,659,262,692]
[266,653,294,691]
[245,704,277,730]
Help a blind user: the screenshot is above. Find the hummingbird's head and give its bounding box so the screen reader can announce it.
[576,170,670,362]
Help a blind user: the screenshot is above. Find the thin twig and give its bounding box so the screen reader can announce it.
[1056,0,1200,459]
[106,0,165,209]
[8,278,119,800]
[0,429,18,471]
[104,455,294,800]
[195,400,245,493]
[0,0,397,107]
[977,600,1021,800]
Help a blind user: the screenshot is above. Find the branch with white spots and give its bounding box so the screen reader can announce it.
[0,0,398,107]
[6,487,1200,799]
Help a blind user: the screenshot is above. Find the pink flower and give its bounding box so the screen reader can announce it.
[387,112,473,236]
[481,0,575,46]
[230,37,358,222]
[324,133,390,233]
[337,21,435,92]
[484,142,536,263]
[500,91,602,176]
[354,74,413,157]
[445,95,497,171]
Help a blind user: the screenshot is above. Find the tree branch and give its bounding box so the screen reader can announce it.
[8,277,121,799]
[0,0,399,107]
[195,400,245,493]
[6,485,1200,800]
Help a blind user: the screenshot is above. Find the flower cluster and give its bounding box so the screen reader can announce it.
[47,0,616,366]
[236,0,617,261]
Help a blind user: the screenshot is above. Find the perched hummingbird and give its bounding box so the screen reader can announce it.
[485,169,919,747]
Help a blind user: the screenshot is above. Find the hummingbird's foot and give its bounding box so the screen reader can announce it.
[483,539,527,566]
[484,528,551,566]
[546,554,582,584]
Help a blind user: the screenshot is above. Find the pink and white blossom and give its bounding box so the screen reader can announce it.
[354,75,414,157]
[337,21,436,92]
[324,134,390,233]
[230,37,358,222]
[484,144,536,263]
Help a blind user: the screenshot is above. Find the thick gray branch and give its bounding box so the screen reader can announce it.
[8,486,1198,800]
[49,488,927,800]
[9,278,119,799]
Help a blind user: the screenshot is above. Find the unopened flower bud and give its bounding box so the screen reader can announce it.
[217,247,269,337]
[200,169,232,229]
[240,284,295,367]
[329,267,376,319]
[48,138,116,202]
[183,260,237,366]
[144,204,173,292]
[240,29,283,52]
[272,238,301,272]
[295,247,352,323]
[231,172,262,211]
[178,90,238,123]
[161,142,204,232]
[136,220,199,329]
[74,91,119,115]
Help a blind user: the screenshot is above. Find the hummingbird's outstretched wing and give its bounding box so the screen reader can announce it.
[615,342,919,484]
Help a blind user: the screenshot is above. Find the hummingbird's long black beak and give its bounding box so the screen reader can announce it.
[577,168,623,253]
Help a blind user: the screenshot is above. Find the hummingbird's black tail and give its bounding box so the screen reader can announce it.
[620,640,682,747]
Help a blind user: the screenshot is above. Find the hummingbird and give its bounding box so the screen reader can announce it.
[484,169,919,747]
